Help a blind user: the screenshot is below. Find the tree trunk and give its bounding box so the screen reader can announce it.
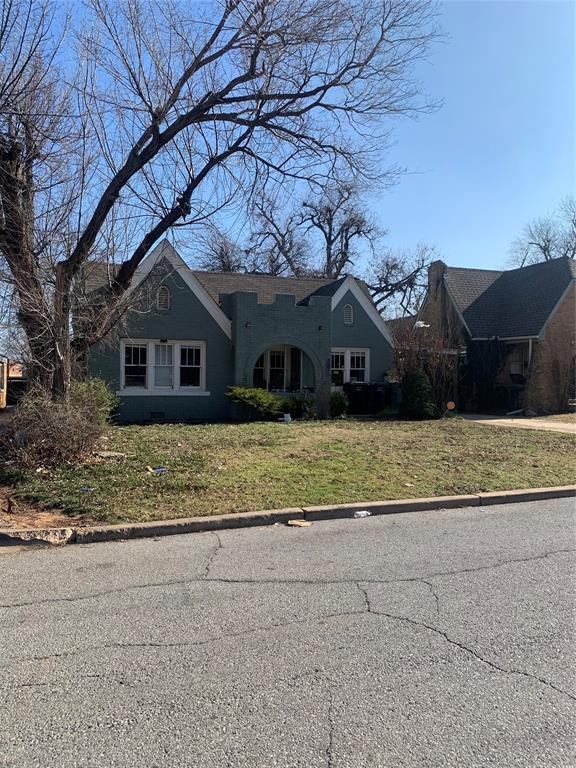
[51,262,73,402]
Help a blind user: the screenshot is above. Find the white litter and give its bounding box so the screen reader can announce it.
[353,510,371,519]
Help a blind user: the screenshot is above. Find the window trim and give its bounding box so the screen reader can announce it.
[119,339,209,396]
[331,347,370,386]
[153,342,174,389]
[123,343,148,389]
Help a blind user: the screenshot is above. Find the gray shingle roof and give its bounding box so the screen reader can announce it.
[445,267,502,312]
[445,257,576,338]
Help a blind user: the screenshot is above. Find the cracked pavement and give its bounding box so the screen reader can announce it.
[0,498,574,767]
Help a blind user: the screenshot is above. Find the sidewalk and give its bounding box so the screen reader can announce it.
[462,414,576,435]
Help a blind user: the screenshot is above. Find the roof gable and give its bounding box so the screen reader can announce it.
[445,257,576,338]
[330,276,394,346]
[129,241,233,339]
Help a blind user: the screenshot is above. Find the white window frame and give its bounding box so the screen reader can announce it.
[331,347,370,387]
[253,346,302,392]
[123,343,148,389]
[178,345,204,389]
[119,339,209,396]
[153,343,174,389]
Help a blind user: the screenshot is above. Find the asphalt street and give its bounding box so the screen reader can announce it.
[0,498,574,768]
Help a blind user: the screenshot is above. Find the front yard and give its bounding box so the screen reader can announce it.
[1,418,574,526]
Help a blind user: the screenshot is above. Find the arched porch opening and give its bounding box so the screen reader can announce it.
[252,345,316,393]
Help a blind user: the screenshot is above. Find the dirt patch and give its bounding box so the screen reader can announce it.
[0,485,92,530]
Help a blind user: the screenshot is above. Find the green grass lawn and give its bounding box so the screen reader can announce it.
[3,418,574,525]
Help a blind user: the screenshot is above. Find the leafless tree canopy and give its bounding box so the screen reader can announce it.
[198,227,246,272]
[199,181,434,314]
[300,180,379,278]
[368,242,435,316]
[248,193,309,275]
[510,196,576,266]
[0,0,438,398]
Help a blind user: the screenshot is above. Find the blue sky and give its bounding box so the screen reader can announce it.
[372,0,575,270]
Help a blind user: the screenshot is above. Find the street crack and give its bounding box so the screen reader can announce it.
[357,581,576,704]
[203,531,223,578]
[1,547,573,610]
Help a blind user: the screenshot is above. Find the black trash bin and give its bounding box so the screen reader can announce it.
[343,382,371,414]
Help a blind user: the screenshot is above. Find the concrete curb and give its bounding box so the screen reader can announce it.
[1,486,574,547]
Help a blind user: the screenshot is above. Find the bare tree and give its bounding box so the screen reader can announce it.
[0,0,438,400]
[368,242,436,316]
[300,180,379,278]
[198,227,245,272]
[510,196,576,266]
[248,193,308,275]
[391,319,459,413]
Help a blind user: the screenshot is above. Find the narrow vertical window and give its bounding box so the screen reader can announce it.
[253,354,266,389]
[343,304,354,325]
[268,350,285,390]
[154,343,174,388]
[180,346,202,387]
[331,353,345,386]
[157,285,171,311]
[124,345,148,387]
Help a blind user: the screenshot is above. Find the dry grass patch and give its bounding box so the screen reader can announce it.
[1,418,574,525]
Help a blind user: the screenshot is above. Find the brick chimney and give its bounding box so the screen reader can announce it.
[427,260,447,294]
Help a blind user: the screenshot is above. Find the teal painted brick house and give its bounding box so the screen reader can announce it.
[87,240,394,421]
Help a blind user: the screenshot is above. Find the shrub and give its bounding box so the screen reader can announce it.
[5,379,118,468]
[227,386,283,420]
[330,390,348,418]
[399,368,437,420]
[281,392,315,419]
[70,378,119,427]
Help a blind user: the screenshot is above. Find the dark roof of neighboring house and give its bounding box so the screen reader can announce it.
[444,267,503,312]
[193,271,336,305]
[444,257,576,338]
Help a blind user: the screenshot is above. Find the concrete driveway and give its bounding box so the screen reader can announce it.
[463,414,576,434]
[1,498,574,767]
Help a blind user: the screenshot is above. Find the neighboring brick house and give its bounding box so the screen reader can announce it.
[86,240,394,421]
[401,257,576,413]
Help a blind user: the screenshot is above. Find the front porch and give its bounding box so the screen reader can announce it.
[252,345,316,393]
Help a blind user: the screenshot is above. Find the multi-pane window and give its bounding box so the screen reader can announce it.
[180,346,202,387]
[268,350,285,390]
[331,348,369,386]
[331,352,345,386]
[121,341,205,392]
[350,352,366,382]
[124,345,147,387]
[154,344,174,388]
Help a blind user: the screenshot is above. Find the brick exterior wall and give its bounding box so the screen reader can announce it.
[223,291,333,417]
[418,261,575,413]
[524,283,576,412]
[419,261,468,347]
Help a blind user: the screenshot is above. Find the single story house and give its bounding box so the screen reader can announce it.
[399,257,576,413]
[86,240,394,421]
